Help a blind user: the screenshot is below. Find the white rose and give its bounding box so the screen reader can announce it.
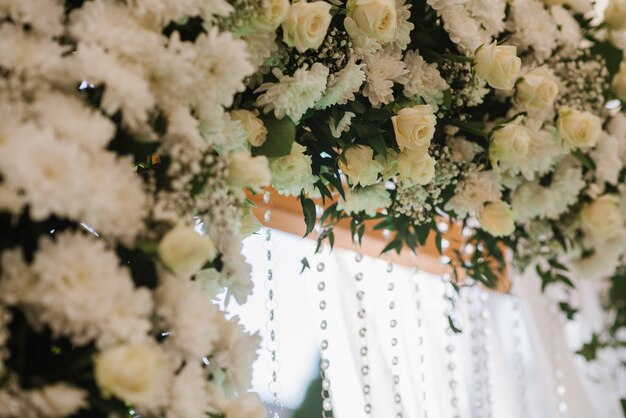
[581,194,623,240]
[489,120,531,169]
[94,343,170,408]
[346,0,397,43]
[375,148,399,180]
[259,0,290,29]
[225,393,266,418]
[227,151,271,191]
[158,225,217,276]
[270,143,316,196]
[397,148,436,186]
[337,184,392,216]
[231,110,267,147]
[339,145,382,186]
[605,0,626,31]
[282,1,333,53]
[474,42,521,90]
[516,67,559,110]
[612,62,626,102]
[392,105,437,151]
[557,107,602,149]
[479,201,515,237]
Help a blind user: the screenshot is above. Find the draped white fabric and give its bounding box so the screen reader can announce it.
[236,230,625,418]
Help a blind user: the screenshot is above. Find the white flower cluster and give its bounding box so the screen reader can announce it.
[0,0,268,416]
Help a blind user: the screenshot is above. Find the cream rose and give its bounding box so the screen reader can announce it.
[605,0,626,31]
[240,209,262,238]
[339,145,382,186]
[270,143,316,196]
[282,1,333,53]
[227,152,271,191]
[474,42,521,90]
[158,225,217,276]
[516,67,559,110]
[397,148,436,186]
[94,343,170,408]
[392,105,437,151]
[612,62,626,102]
[479,201,515,237]
[580,194,623,240]
[557,107,602,149]
[259,0,290,29]
[346,0,397,43]
[231,109,267,147]
[489,120,531,168]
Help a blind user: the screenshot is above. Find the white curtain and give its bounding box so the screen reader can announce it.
[237,230,625,418]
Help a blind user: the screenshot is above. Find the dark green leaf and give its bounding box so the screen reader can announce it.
[300,195,317,237]
[367,135,388,159]
[252,114,296,157]
[300,257,310,274]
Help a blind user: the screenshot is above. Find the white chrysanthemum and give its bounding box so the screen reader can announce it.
[329,112,356,138]
[155,273,221,361]
[393,0,414,52]
[200,112,248,154]
[209,315,261,396]
[128,0,232,29]
[30,90,116,152]
[591,132,623,186]
[242,30,278,69]
[213,234,254,305]
[426,0,466,11]
[507,0,558,62]
[2,233,152,348]
[193,28,255,109]
[570,232,626,281]
[166,362,210,418]
[0,25,67,82]
[403,50,449,107]
[512,157,585,222]
[337,184,392,216]
[362,48,408,107]
[316,58,366,109]
[72,43,155,131]
[69,0,164,67]
[256,63,329,122]
[446,135,483,163]
[27,383,88,418]
[0,0,64,36]
[439,0,506,53]
[551,6,582,51]
[445,167,502,217]
[506,121,567,180]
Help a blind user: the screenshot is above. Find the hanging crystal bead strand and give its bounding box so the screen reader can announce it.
[386,259,404,418]
[315,255,334,418]
[438,221,461,418]
[262,191,282,417]
[511,297,529,418]
[468,290,486,416]
[354,252,372,416]
[413,269,429,418]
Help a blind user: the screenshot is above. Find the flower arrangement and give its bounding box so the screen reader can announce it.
[227,0,625,358]
[0,0,271,416]
[2,0,626,416]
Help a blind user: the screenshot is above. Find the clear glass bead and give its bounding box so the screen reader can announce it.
[360,347,368,356]
[322,378,331,390]
[363,385,371,394]
[355,272,364,281]
[359,327,367,337]
[388,283,395,291]
[437,221,449,232]
[264,210,272,223]
[394,394,402,403]
[387,263,394,273]
[389,301,395,310]
[391,338,398,346]
[318,282,326,291]
[361,365,369,375]
[320,320,327,330]
[323,398,333,411]
[390,320,397,328]
[355,253,364,262]
[317,263,325,272]
[321,359,330,369]
[364,404,372,414]
[321,340,329,350]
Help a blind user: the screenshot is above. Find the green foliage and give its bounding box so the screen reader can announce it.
[253,114,296,158]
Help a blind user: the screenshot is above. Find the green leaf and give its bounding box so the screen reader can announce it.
[382,239,403,254]
[300,195,317,237]
[591,40,624,76]
[576,334,601,361]
[548,259,568,272]
[252,114,296,157]
[559,302,578,320]
[362,108,393,122]
[322,172,345,200]
[447,315,463,334]
[300,257,310,274]
[367,135,388,159]
[572,148,595,170]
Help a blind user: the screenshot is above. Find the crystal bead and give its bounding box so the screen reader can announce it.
[355,253,363,262]
[391,338,398,346]
[322,378,331,390]
[320,320,327,330]
[393,375,400,384]
[392,356,398,365]
[437,221,449,232]
[321,340,329,350]
[394,394,402,403]
[319,301,326,310]
[360,347,368,356]
[318,282,326,291]
[355,272,364,281]
[364,404,372,414]
[363,385,371,394]
[264,211,272,223]
[388,283,395,291]
[390,320,397,328]
[361,365,369,375]
[317,263,325,272]
[387,263,394,273]
[359,327,367,337]
[357,290,365,300]
[358,309,366,318]
[321,359,330,369]
[323,398,333,411]
[389,301,395,309]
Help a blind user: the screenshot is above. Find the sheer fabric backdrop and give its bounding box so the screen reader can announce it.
[236,230,624,418]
